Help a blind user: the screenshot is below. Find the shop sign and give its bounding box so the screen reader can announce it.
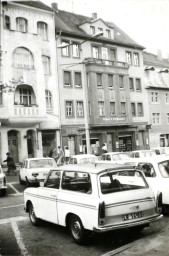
[103,117,125,121]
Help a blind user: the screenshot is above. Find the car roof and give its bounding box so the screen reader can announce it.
[102,152,128,155]
[70,154,97,159]
[131,150,154,153]
[54,163,138,174]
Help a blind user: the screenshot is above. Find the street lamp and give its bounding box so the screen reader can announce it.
[57,32,103,154]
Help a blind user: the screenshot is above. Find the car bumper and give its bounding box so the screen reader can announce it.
[93,214,163,233]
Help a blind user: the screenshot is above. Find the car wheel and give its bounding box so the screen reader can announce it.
[19,174,25,185]
[1,189,6,196]
[26,177,31,187]
[69,215,86,244]
[29,202,40,226]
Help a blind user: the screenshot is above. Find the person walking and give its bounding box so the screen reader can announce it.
[64,146,70,164]
[3,152,16,175]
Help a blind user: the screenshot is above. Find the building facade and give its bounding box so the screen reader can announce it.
[143,51,169,148]
[0,1,61,163]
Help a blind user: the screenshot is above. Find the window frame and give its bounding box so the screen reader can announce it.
[45,90,53,112]
[131,102,136,116]
[65,100,74,117]
[135,78,141,92]
[72,42,80,58]
[98,101,105,116]
[133,52,139,66]
[137,102,143,116]
[76,101,84,117]
[13,47,34,70]
[126,51,132,65]
[42,55,50,75]
[63,70,72,88]
[74,71,82,88]
[16,17,27,33]
[37,21,48,40]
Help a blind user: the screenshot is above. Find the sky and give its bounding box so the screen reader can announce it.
[42,0,169,59]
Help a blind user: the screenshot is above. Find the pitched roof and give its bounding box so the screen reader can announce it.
[143,51,169,68]
[55,10,144,49]
[11,1,53,12]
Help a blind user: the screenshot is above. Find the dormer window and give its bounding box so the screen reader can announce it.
[16,17,27,32]
[98,27,103,35]
[90,26,95,35]
[106,29,111,38]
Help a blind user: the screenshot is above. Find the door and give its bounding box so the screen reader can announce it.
[8,130,19,162]
[27,130,34,158]
[68,136,75,155]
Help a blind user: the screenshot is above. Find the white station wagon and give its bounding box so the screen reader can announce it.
[24,164,162,244]
[19,157,57,186]
[0,165,7,196]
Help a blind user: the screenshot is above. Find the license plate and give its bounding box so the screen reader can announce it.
[122,211,143,221]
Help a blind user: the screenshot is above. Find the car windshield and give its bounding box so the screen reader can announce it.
[119,154,130,160]
[158,160,169,178]
[29,159,57,168]
[140,151,156,157]
[99,169,148,194]
[79,157,97,164]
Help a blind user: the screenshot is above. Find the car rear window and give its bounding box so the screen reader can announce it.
[79,157,96,164]
[29,159,57,168]
[99,169,148,194]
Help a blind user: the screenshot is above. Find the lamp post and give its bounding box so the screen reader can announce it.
[57,32,103,154]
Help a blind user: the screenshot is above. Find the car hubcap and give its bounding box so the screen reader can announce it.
[72,220,81,239]
[30,206,36,222]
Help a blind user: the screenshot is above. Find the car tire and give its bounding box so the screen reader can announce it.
[29,202,40,226]
[69,214,86,244]
[26,177,31,187]
[19,174,25,185]
[1,189,6,196]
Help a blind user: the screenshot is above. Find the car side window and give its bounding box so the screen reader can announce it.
[62,171,92,194]
[45,171,61,189]
[138,163,156,177]
[106,155,111,161]
[135,152,139,158]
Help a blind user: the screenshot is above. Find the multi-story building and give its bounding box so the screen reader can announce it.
[0,1,60,163]
[143,51,169,148]
[54,6,150,154]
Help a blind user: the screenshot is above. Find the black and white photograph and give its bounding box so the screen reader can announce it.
[0,0,169,255]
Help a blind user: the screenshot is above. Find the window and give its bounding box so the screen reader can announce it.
[72,43,80,58]
[137,103,143,116]
[167,113,169,124]
[121,102,126,115]
[152,113,160,125]
[108,74,114,88]
[136,78,141,91]
[151,92,159,103]
[0,85,2,105]
[110,49,116,61]
[19,88,31,105]
[98,101,105,116]
[98,27,103,34]
[106,29,111,38]
[64,71,71,87]
[42,56,50,74]
[88,101,92,116]
[74,72,82,88]
[92,46,99,58]
[65,101,73,117]
[37,22,48,40]
[110,102,115,116]
[90,26,95,35]
[16,17,27,32]
[102,47,108,62]
[134,53,139,66]
[76,101,84,117]
[138,163,156,178]
[131,103,136,116]
[62,171,92,194]
[61,40,70,56]
[13,47,34,69]
[165,93,169,103]
[97,73,102,87]
[45,171,61,189]
[126,52,132,65]
[5,15,10,29]
[129,78,134,90]
[45,90,52,112]
[119,75,124,89]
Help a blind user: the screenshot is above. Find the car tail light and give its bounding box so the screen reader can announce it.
[99,201,105,224]
[156,192,162,213]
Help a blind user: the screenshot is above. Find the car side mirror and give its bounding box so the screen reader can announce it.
[40,181,44,187]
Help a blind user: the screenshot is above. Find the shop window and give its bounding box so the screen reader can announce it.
[13,47,34,69]
[42,56,50,74]
[16,17,27,32]
[37,22,48,40]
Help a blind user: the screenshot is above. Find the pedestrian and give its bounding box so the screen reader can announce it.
[57,146,64,165]
[102,143,108,154]
[64,146,70,164]
[3,152,16,175]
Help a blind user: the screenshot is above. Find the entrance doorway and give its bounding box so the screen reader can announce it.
[27,130,34,158]
[8,130,19,162]
[42,130,56,157]
[118,136,132,152]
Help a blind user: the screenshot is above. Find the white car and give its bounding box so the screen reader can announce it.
[24,164,162,244]
[0,165,7,196]
[68,154,98,164]
[128,156,169,214]
[19,158,57,187]
[98,152,131,164]
[151,147,169,155]
[130,150,156,158]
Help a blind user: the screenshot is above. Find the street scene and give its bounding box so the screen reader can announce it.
[0,0,169,255]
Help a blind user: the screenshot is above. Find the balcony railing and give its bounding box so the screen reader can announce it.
[85,58,128,68]
[14,105,39,116]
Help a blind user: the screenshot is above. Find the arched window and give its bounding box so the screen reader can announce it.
[45,90,52,112]
[37,22,48,40]
[13,47,34,69]
[16,17,27,32]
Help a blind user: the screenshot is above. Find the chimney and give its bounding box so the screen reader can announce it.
[157,49,162,60]
[92,13,97,20]
[51,2,58,12]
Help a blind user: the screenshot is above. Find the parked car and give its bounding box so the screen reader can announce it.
[127,156,169,214]
[68,154,98,164]
[98,152,131,164]
[130,150,156,158]
[0,165,7,196]
[24,163,162,244]
[19,157,57,187]
[151,147,169,155]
